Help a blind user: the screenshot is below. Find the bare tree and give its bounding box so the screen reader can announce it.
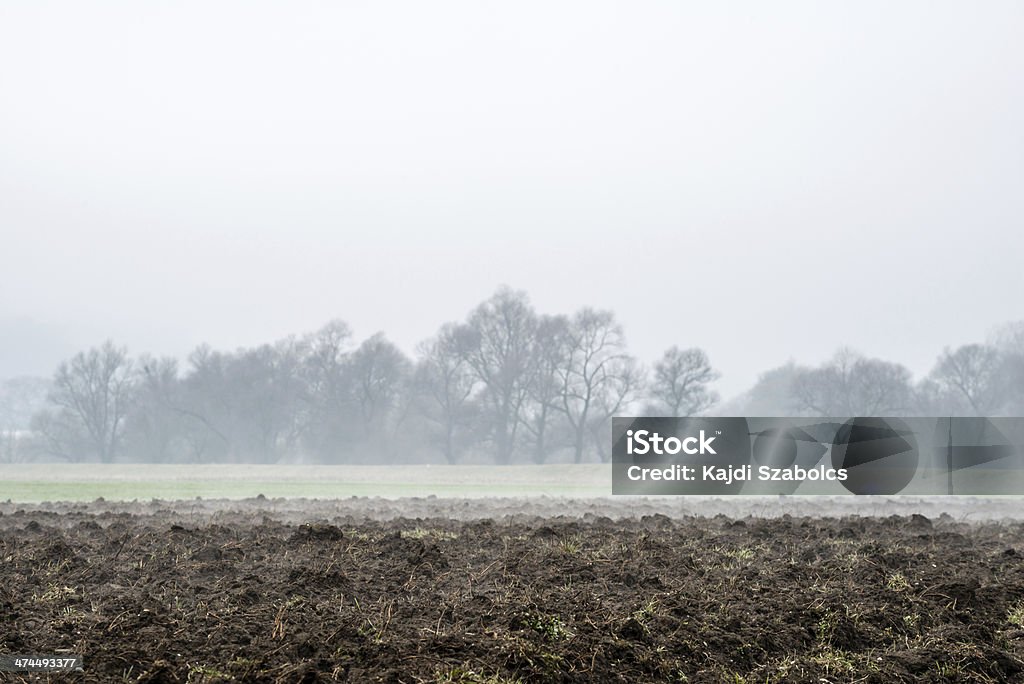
[586,356,643,462]
[299,320,355,460]
[989,321,1024,414]
[121,355,185,463]
[35,341,134,462]
[930,344,1007,415]
[646,346,719,416]
[520,314,570,463]
[558,308,638,463]
[721,362,807,416]
[415,323,479,464]
[990,320,1024,353]
[302,320,353,405]
[791,349,913,416]
[462,287,538,464]
[791,350,854,416]
[348,332,410,441]
[181,340,307,463]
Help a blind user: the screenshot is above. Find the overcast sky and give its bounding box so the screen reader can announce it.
[2,1,1023,397]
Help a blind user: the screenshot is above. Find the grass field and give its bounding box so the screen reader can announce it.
[0,463,612,502]
[2,462,1021,503]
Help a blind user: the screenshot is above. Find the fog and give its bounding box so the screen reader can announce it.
[2,0,1023,399]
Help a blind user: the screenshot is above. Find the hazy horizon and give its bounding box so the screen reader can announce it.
[3,1,1023,398]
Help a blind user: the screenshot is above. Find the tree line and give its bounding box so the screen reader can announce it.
[2,287,717,464]
[732,327,1024,419]
[2,288,1023,464]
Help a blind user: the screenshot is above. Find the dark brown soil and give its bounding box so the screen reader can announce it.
[3,502,1024,683]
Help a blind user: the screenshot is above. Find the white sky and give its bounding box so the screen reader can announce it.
[2,1,1023,397]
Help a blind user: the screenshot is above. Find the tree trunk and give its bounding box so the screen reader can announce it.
[573,425,586,464]
[444,422,457,465]
[495,426,511,465]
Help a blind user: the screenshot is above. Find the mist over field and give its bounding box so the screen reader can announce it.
[4,5,1024,682]
[3,2,1023,395]
[1,1,1022,467]
[2,291,1024,465]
